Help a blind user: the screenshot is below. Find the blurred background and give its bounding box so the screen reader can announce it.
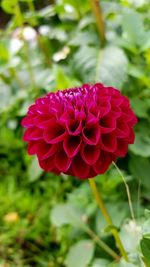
[0,0,150,266]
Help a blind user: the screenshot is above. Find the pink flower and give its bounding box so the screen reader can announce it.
[21,83,137,179]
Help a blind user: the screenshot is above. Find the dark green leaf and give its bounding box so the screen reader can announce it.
[140,237,150,266]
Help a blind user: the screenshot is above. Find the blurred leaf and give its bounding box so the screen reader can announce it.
[129,156,150,189]
[69,29,98,47]
[51,203,83,227]
[73,45,128,87]
[54,65,79,89]
[120,221,142,253]
[140,237,150,267]
[0,41,9,62]
[130,98,149,118]
[65,240,95,267]
[92,258,110,267]
[96,202,128,234]
[122,10,146,47]
[28,157,42,182]
[98,46,128,88]
[1,0,17,14]
[130,133,150,157]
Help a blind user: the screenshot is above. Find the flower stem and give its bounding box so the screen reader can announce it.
[88,178,129,261]
[84,226,120,261]
[89,0,106,46]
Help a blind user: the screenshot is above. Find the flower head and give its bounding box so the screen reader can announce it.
[21,83,137,179]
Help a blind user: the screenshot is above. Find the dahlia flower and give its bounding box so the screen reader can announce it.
[21,83,137,179]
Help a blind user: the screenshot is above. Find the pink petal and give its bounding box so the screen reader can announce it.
[81,144,100,165]
[94,152,112,174]
[39,156,55,171]
[63,135,81,157]
[43,123,66,144]
[23,127,43,141]
[82,124,100,145]
[100,115,116,133]
[55,150,71,172]
[66,119,82,135]
[115,139,128,157]
[27,141,38,155]
[36,141,58,160]
[72,154,90,179]
[34,115,53,129]
[21,115,35,127]
[101,132,117,152]
[116,119,129,138]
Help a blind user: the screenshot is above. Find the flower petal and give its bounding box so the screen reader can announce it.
[72,153,90,179]
[55,149,71,172]
[81,144,100,165]
[63,135,81,157]
[82,124,100,145]
[44,123,66,144]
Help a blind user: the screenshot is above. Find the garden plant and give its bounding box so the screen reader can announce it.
[0,0,150,266]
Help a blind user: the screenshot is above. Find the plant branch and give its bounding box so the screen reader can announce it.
[84,226,120,261]
[88,178,129,261]
[112,161,135,221]
[89,0,106,45]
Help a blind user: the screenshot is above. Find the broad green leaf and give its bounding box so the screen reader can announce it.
[50,203,82,227]
[120,221,142,253]
[69,29,98,47]
[28,157,42,182]
[129,156,150,189]
[65,240,94,267]
[140,237,150,267]
[72,45,128,88]
[98,46,128,88]
[122,11,146,47]
[72,46,97,83]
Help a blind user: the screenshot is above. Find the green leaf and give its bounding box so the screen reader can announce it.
[120,221,142,253]
[130,132,150,157]
[50,203,83,227]
[65,240,95,267]
[69,29,98,47]
[98,46,128,88]
[130,98,149,118]
[28,157,42,182]
[72,45,128,88]
[122,10,146,47]
[129,156,150,189]
[140,237,150,267]
[1,0,18,14]
[54,66,79,89]
[72,46,97,83]
[92,258,110,267]
[96,202,128,235]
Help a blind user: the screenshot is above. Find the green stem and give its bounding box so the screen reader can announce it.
[88,178,129,261]
[28,0,35,12]
[89,0,106,46]
[84,226,120,261]
[112,162,135,221]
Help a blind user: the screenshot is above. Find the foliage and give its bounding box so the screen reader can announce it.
[0,0,150,266]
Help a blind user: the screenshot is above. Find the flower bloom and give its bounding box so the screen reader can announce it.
[21,83,137,179]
